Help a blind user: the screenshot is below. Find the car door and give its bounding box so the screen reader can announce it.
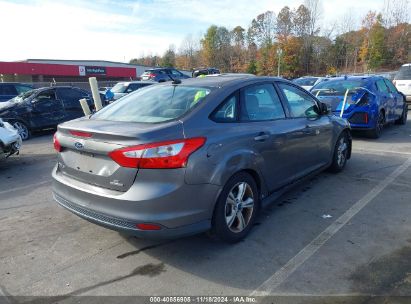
[238,82,303,191]
[384,79,404,118]
[376,79,395,121]
[30,89,66,128]
[57,88,90,121]
[276,82,334,176]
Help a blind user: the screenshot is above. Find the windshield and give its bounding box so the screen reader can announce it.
[395,66,411,80]
[110,83,127,93]
[92,85,211,123]
[312,79,368,96]
[293,77,318,86]
[10,89,38,103]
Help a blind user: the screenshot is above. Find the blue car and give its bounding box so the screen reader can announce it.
[0,83,33,102]
[311,76,408,138]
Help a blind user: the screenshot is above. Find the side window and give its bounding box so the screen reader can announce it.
[36,89,56,102]
[15,85,32,95]
[376,80,389,93]
[171,69,183,76]
[278,83,319,118]
[0,84,17,95]
[126,84,140,92]
[211,94,238,122]
[241,84,285,121]
[57,88,83,109]
[384,79,397,93]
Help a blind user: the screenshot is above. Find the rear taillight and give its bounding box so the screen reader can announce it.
[70,130,92,138]
[148,73,156,79]
[109,137,206,169]
[53,133,61,152]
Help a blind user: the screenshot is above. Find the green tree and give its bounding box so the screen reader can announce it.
[161,45,176,67]
[368,14,387,69]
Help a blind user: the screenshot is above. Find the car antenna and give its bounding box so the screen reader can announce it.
[167,74,181,85]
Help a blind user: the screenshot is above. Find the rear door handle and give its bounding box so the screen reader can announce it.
[254,132,270,142]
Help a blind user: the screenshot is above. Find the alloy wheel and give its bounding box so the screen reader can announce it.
[225,182,254,233]
[337,137,348,167]
[13,122,29,140]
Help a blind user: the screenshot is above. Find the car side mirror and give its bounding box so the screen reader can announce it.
[319,102,330,115]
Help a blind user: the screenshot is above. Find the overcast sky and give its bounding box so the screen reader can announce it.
[0,0,397,62]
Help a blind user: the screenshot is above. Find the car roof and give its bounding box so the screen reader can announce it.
[172,75,285,88]
[36,86,87,91]
[146,68,172,71]
[117,81,154,85]
[322,75,381,81]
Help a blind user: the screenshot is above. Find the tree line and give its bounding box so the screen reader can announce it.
[130,0,410,78]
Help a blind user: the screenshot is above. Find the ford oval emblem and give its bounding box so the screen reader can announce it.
[74,142,84,150]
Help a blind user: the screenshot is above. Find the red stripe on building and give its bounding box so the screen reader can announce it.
[0,62,136,78]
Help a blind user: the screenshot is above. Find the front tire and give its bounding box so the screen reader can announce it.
[211,172,259,243]
[328,132,349,173]
[12,121,30,141]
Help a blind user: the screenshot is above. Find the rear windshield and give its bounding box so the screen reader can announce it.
[293,77,318,86]
[312,79,368,96]
[92,85,211,123]
[395,65,411,80]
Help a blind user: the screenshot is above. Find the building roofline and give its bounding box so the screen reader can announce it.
[19,58,155,68]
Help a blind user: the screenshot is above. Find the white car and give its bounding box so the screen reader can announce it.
[107,81,154,102]
[0,118,22,160]
[293,76,328,91]
[394,64,411,106]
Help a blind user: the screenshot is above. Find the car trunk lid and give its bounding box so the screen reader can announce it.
[56,118,184,192]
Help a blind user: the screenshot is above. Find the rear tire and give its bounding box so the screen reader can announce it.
[12,121,30,141]
[395,103,408,125]
[368,111,384,139]
[328,132,349,173]
[210,172,259,243]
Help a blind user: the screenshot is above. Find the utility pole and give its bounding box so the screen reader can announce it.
[277,48,283,77]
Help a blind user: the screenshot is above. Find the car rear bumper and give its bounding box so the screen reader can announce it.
[334,110,376,130]
[52,165,220,239]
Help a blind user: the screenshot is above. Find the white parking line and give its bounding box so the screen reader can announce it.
[0,180,51,196]
[353,148,411,156]
[251,156,411,296]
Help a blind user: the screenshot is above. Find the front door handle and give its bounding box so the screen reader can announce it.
[254,132,270,142]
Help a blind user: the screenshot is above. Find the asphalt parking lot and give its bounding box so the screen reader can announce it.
[1,116,411,304]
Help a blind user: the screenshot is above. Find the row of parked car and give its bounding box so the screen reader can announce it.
[51,71,408,242]
[291,64,410,138]
[1,65,408,242]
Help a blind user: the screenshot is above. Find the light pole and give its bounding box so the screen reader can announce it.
[277,48,283,77]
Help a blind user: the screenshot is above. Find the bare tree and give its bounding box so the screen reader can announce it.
[305,0,322,36]
[250,11,276,47]
[179,34,200,69]
[382,0,410,27]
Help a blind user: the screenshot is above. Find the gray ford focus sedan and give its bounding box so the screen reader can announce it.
[52,75,351,242]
